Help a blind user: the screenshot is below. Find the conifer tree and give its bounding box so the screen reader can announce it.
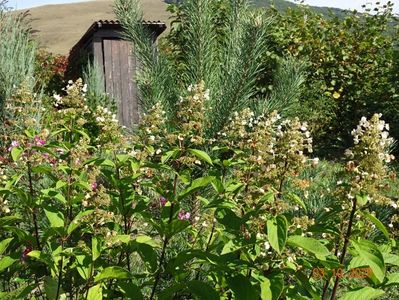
[114,0,305,134]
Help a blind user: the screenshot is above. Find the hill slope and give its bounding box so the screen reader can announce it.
[21,0,169,55]
[22,0,346,55]
[252,0,346,17]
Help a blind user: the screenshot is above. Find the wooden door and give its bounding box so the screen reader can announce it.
[103,39,138,126]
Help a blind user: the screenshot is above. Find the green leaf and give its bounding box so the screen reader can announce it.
[186,280,219,300]
[269,274,284,300]
[361,212,389,240]
[94,267,131,283]
[116,154,130,163]
[26,250,41,259]
[259,277,272,300]
[0,215,22,227]
[178,169,191,184]
[225,182,243,193]
[294,271,321,299]
[339,287,385,300]
[286,193,306,211]
[159,283,186,300]
[41,189,67,204]
[179,176,214,199]
[92,236,101,262]
[386,273,399,285]
[100,159,116,168]
[107,235,131,245]
[227,274,258,300]
[67,210,94,234]
[287,235,330,257]
[11,147,23,162]
[55,180,67,189]
[221,240,241,255]
[27,251,53,266]
[6,283,36,299]
[188,149,213,165]
[260,191,274,203]
[211,179,224,193]
[356,193,369,207]
[161,149,180,163]
[267,215,288,254]
[0,238,13,255]
[32,165,53,174]
[44,207,64,228]
[383,253,399,266]
[0,256,17,272]
[75,254,91,280]
[44,276,65,300]
[74,129,91,140]
[351,241,385,284]
[216,208,242,231]
[167,219,190,237]
[135,235,160,248]
[117,282,143,300]
[136,243,158,272]
[87,284,102,300]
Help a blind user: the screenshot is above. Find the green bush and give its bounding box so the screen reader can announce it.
[34,50,68,94]
[0,6,36,117]
[0,77,398,299]
[0,1,398,299]
[161,0,399,157]
[265,2,399,156]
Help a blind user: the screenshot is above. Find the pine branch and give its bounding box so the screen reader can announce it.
[261,57,306,115]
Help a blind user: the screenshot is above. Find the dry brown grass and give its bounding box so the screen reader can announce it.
[19,0,170,55]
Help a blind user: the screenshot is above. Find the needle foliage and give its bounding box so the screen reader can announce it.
[114,0,305,134]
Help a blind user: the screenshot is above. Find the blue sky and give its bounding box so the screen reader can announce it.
[288,0,399,13]
[9,0,399,13]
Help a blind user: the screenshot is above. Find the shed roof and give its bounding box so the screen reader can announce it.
[69,19,166,55]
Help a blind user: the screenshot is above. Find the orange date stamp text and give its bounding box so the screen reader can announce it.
[311,267,372,280]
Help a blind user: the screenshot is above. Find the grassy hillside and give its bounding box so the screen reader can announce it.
[252,0,346,17]
[20,0,169,55]
[165,0,347,15]
[21,0,347,55]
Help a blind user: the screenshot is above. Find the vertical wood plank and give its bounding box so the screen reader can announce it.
[92,38,106,93]
[103,39,114,103]
[92,37,103,68]
[102,38,139,127]
[111,40,123,124]
[129,42,139,124]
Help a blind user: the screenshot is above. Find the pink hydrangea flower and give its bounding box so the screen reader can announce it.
[160,196,167,206]
[178,210,191,221]
[8,141,19,152]
[34,136,46,146]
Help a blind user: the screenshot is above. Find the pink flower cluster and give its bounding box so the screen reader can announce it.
[7,141,19,152]
[34,136,46,146]
[178,210,191,221]
[42,152,57,165]
[160,196,167,206]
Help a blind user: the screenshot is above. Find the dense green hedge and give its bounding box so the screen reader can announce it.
[161,1,399,157]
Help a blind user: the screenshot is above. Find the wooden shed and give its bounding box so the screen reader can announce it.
[68,20,166,126]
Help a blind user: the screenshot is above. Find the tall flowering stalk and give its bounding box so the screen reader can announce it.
[325,114,396,300]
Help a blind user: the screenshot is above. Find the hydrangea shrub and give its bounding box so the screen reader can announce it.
[0,80,398,299]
